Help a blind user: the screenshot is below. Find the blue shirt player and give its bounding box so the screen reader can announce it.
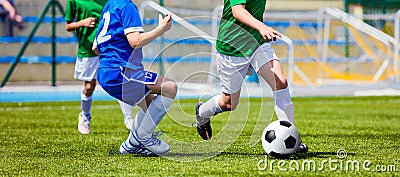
[93,0,176,155]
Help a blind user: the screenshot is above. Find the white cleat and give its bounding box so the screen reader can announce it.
[135,131,170,154]
[119,140,153,155]
[78,113,90,134]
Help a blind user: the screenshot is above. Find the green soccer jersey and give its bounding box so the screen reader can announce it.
[216,0,267,57]
[65,0,107,58]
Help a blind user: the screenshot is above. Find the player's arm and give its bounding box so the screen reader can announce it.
[92,39,99,56]
[65,17,96,32]
[126,14,172,48]
[1,0,16,20]
[231,4,282,41]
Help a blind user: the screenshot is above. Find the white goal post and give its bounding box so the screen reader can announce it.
[318,8,399,83]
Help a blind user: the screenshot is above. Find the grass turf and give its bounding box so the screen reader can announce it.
[0,96,399,176]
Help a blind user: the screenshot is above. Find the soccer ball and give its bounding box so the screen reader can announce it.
[261,120,300,158]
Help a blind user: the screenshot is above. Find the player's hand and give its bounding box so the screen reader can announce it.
[8,8,16,20]
[258,25,282,42]
[92,42,100,56]
[82,17,96,28]
[158,14,172,32]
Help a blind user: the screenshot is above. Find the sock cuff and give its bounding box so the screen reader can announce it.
[81,92,92,101]
[274,87,291,104]
[214,95,222,105]
[152,95,174,112]
[214,95,223,114]
[274,86,290,95]
[160,95,174,105]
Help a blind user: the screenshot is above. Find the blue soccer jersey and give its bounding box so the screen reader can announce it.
[95,0,144,70]
[94,0,157,106]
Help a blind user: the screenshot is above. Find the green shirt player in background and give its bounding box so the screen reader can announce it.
[65,0,134,134]
[195,0,308,153]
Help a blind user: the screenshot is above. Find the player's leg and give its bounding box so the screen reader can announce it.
[259,65,308,153]
[1,10,13,36]
[257,60,294,123]
[77,79,96,134]
[106,70,155,154]
[196,91,241,140]
[251,43,293,123]
[196,53,249,140]
[75,56,100,134]
[120,98,154,155]
[132,94,154,131]
[252,44,307,153]
[82,79,97,118]
[118,100,133,130]
[133,75,177,154]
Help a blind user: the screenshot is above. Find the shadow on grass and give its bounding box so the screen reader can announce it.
[108,149,223,158]
[108,149,356,160]
[216,151,356,160]
[276,151,356,160]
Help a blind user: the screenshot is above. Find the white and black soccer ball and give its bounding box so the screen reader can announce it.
[261,120,300,158]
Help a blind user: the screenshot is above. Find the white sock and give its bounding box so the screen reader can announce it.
[81,92,92,119]
[133,108,145,131]
[197,95,223,126]
[274,87,294,123]
[118,100,133,126]
[126,109,145,147]
[136,95,174,140]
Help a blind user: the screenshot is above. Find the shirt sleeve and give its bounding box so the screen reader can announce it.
[121,2,144,35]
[230,0,246,7]
[64,0,75,22]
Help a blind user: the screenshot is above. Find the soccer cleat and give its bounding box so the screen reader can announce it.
[196,102,212,140]
[77,113,90,134]
[119,140,154,155]
[297,142,309,153]
[134,131,170,154]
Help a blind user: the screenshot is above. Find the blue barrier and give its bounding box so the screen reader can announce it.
[0,56,212,63]
[0,36,210,44]
[0,36,77,43]
[0,35,355,46]
[0,55,371,64]
[0,56,76,63]
[1,16,323,27]
[1,16,214,25]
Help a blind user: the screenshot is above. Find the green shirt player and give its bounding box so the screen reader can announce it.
[195,0,308,153]
[65,0,134,134]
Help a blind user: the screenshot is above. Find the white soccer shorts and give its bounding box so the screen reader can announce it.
[217,43,278,94]
[74,56,100,81]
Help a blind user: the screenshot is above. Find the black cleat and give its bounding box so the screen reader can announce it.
[196,102,212,140]
[297,142,308,153]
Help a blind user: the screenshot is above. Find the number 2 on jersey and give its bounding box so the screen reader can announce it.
[96,11,111,44]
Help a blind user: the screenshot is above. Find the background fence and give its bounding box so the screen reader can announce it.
[0,0,399,89]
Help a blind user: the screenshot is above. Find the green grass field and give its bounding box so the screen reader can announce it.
[0,96,399,176]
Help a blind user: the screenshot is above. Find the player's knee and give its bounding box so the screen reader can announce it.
[220,99,236,111]
[84,82,96,96]
[225,103,237,111]
[162,80,177,98]
[275,78,288,90]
